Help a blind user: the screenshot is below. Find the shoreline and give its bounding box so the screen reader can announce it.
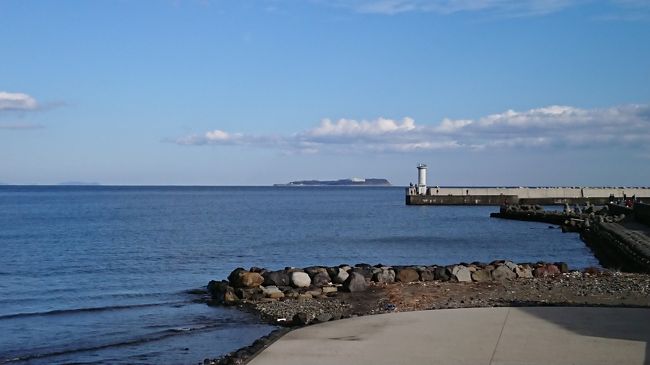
[197,262,650,365]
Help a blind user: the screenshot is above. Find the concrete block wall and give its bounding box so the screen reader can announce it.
[424,187,650,199]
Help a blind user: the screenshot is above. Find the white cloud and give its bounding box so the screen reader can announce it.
[306,117,416,137]
[176,103,650,153]
[328,0,579,16]
[0,92,38,111]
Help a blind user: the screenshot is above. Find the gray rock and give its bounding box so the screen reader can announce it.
[262,286,285,299]
[418,268,435,281]
[492,265,516,281]
[331,268,349,284]
[451,265,472,282]
[434,266,451,281]
[263,270,291,287]
[351,267,374,280]
[504,261,517,271]
[372,268,395,283]
[471,269,492,282]
[304,266,328,278]
[291,272,311,288]
[342,272,368,292]
[321,286,338,294]
[311,271,331,287]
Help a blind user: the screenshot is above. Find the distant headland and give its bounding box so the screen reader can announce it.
[274,178,391,187]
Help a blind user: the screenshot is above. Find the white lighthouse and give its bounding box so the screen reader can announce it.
[417,163,427,195]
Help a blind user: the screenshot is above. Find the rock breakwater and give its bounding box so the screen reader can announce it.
[491,204,650,272]
[208,260,575,319]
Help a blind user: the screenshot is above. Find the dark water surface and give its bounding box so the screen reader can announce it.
[0,186,599,364]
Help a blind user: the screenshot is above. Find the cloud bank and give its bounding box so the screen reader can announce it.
[176,103,650,153]
[0,92,38,111]
[322,0,650,18]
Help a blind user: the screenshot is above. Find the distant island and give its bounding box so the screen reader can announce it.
[274,178,391,187]
[57,181,101,186]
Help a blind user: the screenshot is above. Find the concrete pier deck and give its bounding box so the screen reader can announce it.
[248,307,650,365]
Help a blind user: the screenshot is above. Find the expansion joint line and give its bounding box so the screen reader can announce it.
[489,308,511,365]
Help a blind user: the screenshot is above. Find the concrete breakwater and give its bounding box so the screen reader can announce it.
[407,186,650,206]
[491,204,650,273]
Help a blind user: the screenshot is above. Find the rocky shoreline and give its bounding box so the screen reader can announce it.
[198,261,650,365]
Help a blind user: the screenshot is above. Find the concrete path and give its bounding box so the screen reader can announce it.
[248,307,650,365]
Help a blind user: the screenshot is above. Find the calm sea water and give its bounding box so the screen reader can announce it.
[0,186,599,364]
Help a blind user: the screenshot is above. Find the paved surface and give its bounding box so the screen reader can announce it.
[248,307,650,365]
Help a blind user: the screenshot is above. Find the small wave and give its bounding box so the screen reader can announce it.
[0,321,259,364]
[0,301,188,320]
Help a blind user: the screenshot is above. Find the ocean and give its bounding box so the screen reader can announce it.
[0,186,599,364]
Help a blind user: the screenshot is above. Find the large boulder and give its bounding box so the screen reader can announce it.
[395,267,420,282]
[228,268,264,288]
[291,272,311,288]
[434,266,451,281]
[311,271,331,287]
[304,266,328,278]
[515,265,533,279]
[207,280,239,305]
[372,268,395,283]
[503,261,517,271]
[492,265,516,281]
[262,286,285,299]
[342,272,368,292]
[551,264,567,274]
[471,269,492,282]
[545,264,561,276]
[330,268,349,284]
[263,270,291,287]
[418,268,435,282]
[227,268,246,286]
[533,266,548,278]
[240,272,264,288]
[207,280,229,299]
[235,287,262,301]
[351,266,374,280]
[451,265,472,282]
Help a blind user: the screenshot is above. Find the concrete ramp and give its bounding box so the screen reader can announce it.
[248,307,650,365]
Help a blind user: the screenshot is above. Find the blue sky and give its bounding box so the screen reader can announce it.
[1,0,649,185]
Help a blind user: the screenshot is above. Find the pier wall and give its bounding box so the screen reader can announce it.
[427,187,650,199]
[407,187,650,206]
